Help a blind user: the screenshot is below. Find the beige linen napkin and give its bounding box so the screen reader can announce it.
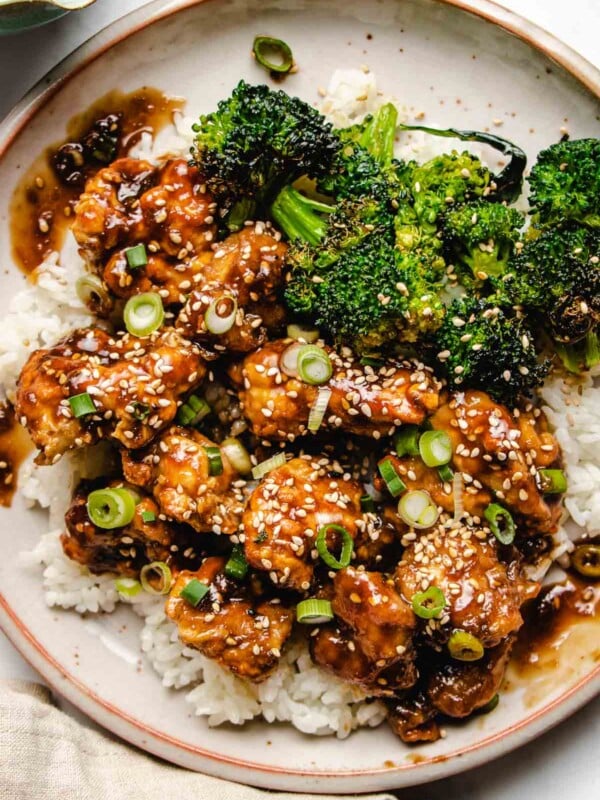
[0,680,397,800]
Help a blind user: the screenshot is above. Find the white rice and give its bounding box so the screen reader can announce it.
[5,70,600,737]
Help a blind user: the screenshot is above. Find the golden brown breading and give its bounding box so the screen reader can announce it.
[16,327,205,464]
[165,557,294,682]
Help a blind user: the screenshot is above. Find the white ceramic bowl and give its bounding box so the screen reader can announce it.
[0,0,599,793]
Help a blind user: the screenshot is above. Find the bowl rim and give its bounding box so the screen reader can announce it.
[0,0,599,791]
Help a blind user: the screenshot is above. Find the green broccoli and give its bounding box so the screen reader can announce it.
[505,226,600,371]
[443,200,525,282]
[528,138,600,229]
[433,297,549,405]
[190,80,340,224]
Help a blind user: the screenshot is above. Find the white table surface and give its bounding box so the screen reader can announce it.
[1,0,599,796]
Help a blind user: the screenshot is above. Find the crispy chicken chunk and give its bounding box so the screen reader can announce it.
[176,224,287,355]
[102,250,203,307]
[242,456,367,591]
[235,340,441,442]
[16,327,205,464]
[310,567,417,693]
[386,692,440,744]
[62,480,174,576]
[395,522,539,647]
[431,391,561,533]
[72,158,217,266]
[122,426,246,535]
[165,557,294,681]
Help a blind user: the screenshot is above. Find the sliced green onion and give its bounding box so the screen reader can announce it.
[394,425,421,458]
[448,630,484,661]
[297,345,332,385]
[180,577,210,606]
[296,598,334,624]
[114,577,142,597]
[438,464,454,483]
[378,458,407,497]
[537,468,567,494]
[252,35,294,74]
[140,561,173,596]
[205,294,237,334]
[419,430,453,467]
[280,342,303,377]
[131,401,150,421]
[478,694,500,714]
[125,243,148,269]
[286,323,319,343]
[177,394,211,427]
[315,524,353,570]
[360,494,376,513]
[484,503,515,545]
[87,487,136,529]
[398,489,440,530]
[141,510,156,523]
[123,292,164,337]
[76,274,111,314]
[412,586,447,619]
[221,437,252,475]
[251,452,286,480]
[225,544,248,580]
[204,445,223,476]
[571,543,600,579]
[308,386,331,432]
[68,392,96,418]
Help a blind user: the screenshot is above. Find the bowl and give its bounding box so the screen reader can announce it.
[0,0,95,34]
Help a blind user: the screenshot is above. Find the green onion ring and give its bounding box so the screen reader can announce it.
[224,544,249,580]
[114,577,142,598]
[308,386,331,432]
[68,392,96,419]
[125,243,148,269]
[177,394,211,427]
[537,468,568,494]
[204,445,224,476]
[296,598,334,624]
[448,630,485,661]
[394,425,421,457]
[297,345,333,385]
[75,274,111,314]
[286,323,319,343]
[411,586,447,619]
[571,543,600,579]
[378,458,407,498]
[87,487,137,530]
[204,294,238,335]
[315,524,353,570]
[419,430,453,467]
[221,437,252,475]
[140,561,173,596]
[484,503,515,545]
[252,35,294,74]
[123,292,164,337]
[398,489,440,530]
[251,452,287,480]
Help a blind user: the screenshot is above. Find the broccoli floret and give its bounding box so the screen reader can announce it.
[443,201,525,282]
[506,226,600,347]
[433,297,548,405]
[528,138,600,229]
[190,80,340,220]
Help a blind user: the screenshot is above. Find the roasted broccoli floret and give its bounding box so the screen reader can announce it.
[528,138,600,229]
[398,123,528,202]
[443,200,525,282]
[190,80,340,221]
[433,297,548,405]
[505,226,600,371]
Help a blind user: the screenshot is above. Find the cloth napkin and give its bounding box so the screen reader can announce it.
[0,680,397,800]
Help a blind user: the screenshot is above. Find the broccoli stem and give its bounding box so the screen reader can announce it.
[225,197,257,232]
[271,185,335,246]
[398,123,526,202]
[555,331,600,373]
[359,103,398,165]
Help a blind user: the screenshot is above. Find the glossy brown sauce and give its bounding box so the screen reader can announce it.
[506,569,600,706]
[0,404,33,507]
[9,87,184,276]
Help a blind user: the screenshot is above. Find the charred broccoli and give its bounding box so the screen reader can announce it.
[528,138,600,229]
[190,80,340,224]
[433,297,548,405]
[443,200,524,282]
[505,226,600,371]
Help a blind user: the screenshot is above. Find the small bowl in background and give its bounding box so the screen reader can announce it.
[0,0,95,34]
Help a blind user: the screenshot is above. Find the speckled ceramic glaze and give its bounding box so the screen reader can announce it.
[0,0,598,792]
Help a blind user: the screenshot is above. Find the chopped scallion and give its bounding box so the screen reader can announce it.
[141,510,156,523]
[308,386,331,432]
[87,487,136,530]
[68,392,96,418]
[205,294,237,335]
[225,544,249,580]
[484,503,515,545]
[286,323,319,343]
[419,430,453,467]
[296,598,334,624]
[398,489,440,530]
[221,437,252,475]
[571,543,600,579]
[123,292,164,337]
[315,524,353,570]
[297,345,332,385]
[251,452,287,480]
[204,445,223,476]
[125,243,148,269]
[252,35,294,75]
[537,468,567,494]
[448,630,484,661]
[180,578,210,607]
[177,394,211,427]
[114,577,142,598]
[412,586,447,619]
[438,464,454,483]
[378,458,407,497]
[360,494,376,514]
[140,561,173,596]
[394,425,421,457]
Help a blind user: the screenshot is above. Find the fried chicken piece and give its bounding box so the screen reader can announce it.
[242,456,367,591]
[103,250,202,306]
[165,557,294,681]
[72,158,217,266]
[62,480,175,576]
[176,224,287,355]
[430,391,561,533]
[395,522,539,648]
[122,426,246,535]
[235,340,441,442]
[386,692,441,744]
[16,327,205,464]
[310,568,417,693]
[427,637,513,718]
